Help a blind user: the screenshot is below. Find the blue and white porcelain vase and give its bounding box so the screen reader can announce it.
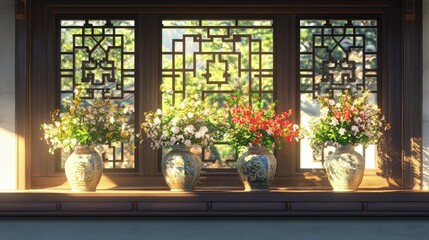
[65,145,103,192]
[162,145,202,192]
[237,146,277,191]
[324,144,365,192]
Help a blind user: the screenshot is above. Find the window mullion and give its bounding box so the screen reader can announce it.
[138,14,162,176]
[275,14,298,177]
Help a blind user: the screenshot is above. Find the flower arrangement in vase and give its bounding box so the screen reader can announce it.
[306,90,390,191]
[224,94,300,191]
[141,85,221,191]
[42,86,136,191]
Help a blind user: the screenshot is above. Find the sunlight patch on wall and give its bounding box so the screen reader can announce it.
[422,0,429,189]
[0,1,16,190]
[0,126,16,190]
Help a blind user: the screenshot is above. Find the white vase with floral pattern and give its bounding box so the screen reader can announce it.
[65,145,103,192]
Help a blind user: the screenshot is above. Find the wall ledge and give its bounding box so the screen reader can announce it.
[1,190,429,216]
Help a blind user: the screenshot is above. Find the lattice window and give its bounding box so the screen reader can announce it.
[59,19,136,170]
[161,19,274,169]
[299,19,379,169]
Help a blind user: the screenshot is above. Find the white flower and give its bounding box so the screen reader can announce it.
[180,102,186,109]
[54,121,60,127]
[171,126,180,134]
[171,117,178,126]
[338,128,346,135]
[195,131,204,138]
[162,131,168,138]
[330,117,339,126]
[167,90,174,95]
[156,109,162,115]
[187,112,194,119]
[154,117,161,125]
[328,99,335,106]
[203,109,210,116]
[351,125,359,134]
[266,129,273,135]
[184,139,191,146]
[109,116,115,123]
[184,125,195,134]
[198,126,208,133]
[354,117,362,123]
[293,124,299,131]
[71,138,77,146]
[320,107,329,116]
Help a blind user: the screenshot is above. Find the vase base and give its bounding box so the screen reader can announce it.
[71,188,97,192]
[170,189,194,192]
[244,188,270,192]
[332,188,357,192]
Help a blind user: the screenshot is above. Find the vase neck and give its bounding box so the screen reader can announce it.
[336,144,357,152]
[74,144,95,154]
[170,145,191,151]
[248,145,270,153]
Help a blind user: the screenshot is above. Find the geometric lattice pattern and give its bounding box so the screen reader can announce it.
[162,19,273,168]
[59,19,136,170]
[299,19,379,169]
[299,19,378,99]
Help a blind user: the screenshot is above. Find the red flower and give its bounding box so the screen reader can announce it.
[334,111,341,119]
[226,94,299,148]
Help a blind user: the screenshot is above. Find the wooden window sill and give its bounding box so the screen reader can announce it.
[1,190,429,216]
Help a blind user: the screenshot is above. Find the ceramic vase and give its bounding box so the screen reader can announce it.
[65,145,103,192]
[237,146,277,191]
[324,144,365,192]
[162,145,202,192]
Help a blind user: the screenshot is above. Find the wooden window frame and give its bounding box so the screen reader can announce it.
[9,0,427,216]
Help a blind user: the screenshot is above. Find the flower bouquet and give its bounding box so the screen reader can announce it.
[42,87,135,153]
[141,86,220,150]
[140,85,221,191]
[41,86,135,191]
[224,94,300,191]
[306,90,390,191]
[225,95,300,150]
[307,90,390,153]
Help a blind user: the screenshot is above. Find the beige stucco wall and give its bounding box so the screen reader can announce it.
[0,0,16,189]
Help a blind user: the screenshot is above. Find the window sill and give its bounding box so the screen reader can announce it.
[1,190,429,216]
